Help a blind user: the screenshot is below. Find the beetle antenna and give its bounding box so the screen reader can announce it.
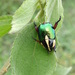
[54,46,56,52]
[53,16,61,29]
[32,36,41,44]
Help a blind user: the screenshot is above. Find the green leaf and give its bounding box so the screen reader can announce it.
[45,0,64,31]
[0,15,12,37]
[10,0,38,33]
[11,0,64,75]
[52,64,72,75]
[11,23,57,75]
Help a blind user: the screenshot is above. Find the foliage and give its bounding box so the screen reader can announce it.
[0,0,74,75]
[11,23,56,75]
[10,0,70,75]
[10,0,38,33]
[0,15,12,37]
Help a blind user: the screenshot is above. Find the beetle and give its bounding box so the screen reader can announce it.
[33,16,61,52]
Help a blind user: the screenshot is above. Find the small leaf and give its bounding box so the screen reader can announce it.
[0,15,12,37]
[45,0,64,31]
[11,23,57,75]
[10,0,38,33]
[52,64,72,75]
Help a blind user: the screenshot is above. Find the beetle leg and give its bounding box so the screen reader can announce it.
[53,16,61,29]
[34,22,38,32]
[32,37,41,44]
[53,45,56,52]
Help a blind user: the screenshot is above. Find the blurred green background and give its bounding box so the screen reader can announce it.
[0,0,75,75]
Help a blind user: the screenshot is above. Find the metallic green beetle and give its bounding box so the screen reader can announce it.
[33,16,61,52]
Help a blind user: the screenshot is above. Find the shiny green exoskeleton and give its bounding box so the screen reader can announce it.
[39,23,55,40]
[33,16,61,52]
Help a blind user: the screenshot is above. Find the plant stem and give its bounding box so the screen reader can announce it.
[33,0,46,22]
[0,57,10,75]
[38,0,43,10]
